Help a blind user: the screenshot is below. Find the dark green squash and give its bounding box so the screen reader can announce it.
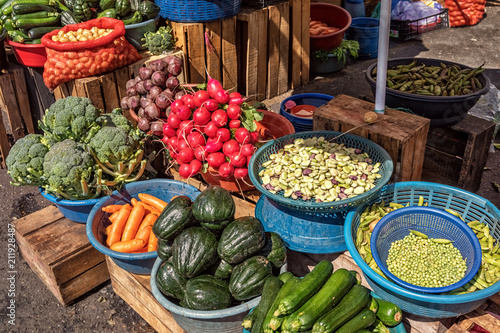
[122,10,142,25]
[155,261,188,301]
[99,0,115,10]
[129,0,140,11]
[257,232,287,269]
[171,227,219,279]
[229,255,273,301]
[213,259,233,280]
[152,196,196,241]
[218,216,266,264]
[156,238,173,261]
[139,0,160,19]
[192,185,235,233]
[60,10,79,25]
[115,0,131,17]
[97,8,117,18]
[180,275,232,310]
[71,0,94,22]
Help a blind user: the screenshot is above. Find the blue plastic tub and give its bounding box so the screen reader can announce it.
[86,179,201,275]
[345,17,380,59]
[39,188,100,223]
[155,0,242,22]
[344,181,500,318]
[279,93,334,132]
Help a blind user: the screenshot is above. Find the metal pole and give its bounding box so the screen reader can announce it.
[374,0,392,114]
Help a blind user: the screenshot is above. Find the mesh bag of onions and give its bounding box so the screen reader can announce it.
[41,18,141,90]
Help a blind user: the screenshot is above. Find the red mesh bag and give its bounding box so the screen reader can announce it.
[41,18,141,90]
[445,0,486,27]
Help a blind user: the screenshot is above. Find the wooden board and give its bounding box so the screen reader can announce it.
[313,94,431,182]
[13,206,109,306]
[0,65,27,141]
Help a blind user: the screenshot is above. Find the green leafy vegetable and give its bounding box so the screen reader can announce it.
[239,103,263,132]
[313,40,360,64]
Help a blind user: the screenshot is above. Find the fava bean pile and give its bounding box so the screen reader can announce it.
[386,231,467,288]
[51,27,113,42]
[371,60,485,96]
[259,137,381,202]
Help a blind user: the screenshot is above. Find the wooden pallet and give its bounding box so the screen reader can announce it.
[13,205,110,306]
[449,296,500,332]
[313,94,431,182]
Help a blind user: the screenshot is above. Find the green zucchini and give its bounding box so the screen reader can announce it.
[24,37,40,43]
[0,0,10,8]
[12,10,58,21]
[1,0,13,15]
[365,297,379,313]
[8,29,30,42]
[357,330,372,333]
[264,276,300,331]
[12,3,57,15]
[274,260,333,317]
[27,25,60,39]
[311,284,371,333]
[278,271,295,284]
[283,268,356,332]
[12,0,53,4]
[250,276,283,333]
[3,18,15,31]
[336,309,377,333]
[375,298,403,327]
[14,14,60,29]
[368,319,391,333]
[242,310,255,331]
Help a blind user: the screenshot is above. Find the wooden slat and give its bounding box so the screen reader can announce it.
[83,77,105,111]
[53,86,63,100]
[278,2,290,95]
[221,17,238,92]
[185,23,206,84]
[0,73,25,140]
[114,66,131,101]
[246,11,260,98]
[0,106,10,166]
[13,205,62,236]
[465,308,500,332]
[256,8,268,101]
[12,67,35,133]
[267,5,281,99]
[100,72,120,112]
[300,0,310,85]
[290,0,302,89]
[57,261,109,305]
[205,21,222,84]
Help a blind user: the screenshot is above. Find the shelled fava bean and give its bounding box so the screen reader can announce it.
[258,137,382,202]
[386,231,467,288]
[51,27,114,42]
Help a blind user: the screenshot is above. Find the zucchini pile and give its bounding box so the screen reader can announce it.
[244,260,404,333]
[153,185,287,311]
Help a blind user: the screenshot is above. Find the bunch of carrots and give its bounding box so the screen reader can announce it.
[102,193,169,253]
[310,20,340,36]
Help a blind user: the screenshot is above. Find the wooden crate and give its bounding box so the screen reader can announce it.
[313,94,431,182]
[0,62,36,167]
[13,205,110,306]
[448,296,500,332]
[423,114,495,192]
[53,50,187,113]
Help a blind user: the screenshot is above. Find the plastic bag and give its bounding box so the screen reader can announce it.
[467,83,500,152]
[41,18,141,90]
[391,1,441,21]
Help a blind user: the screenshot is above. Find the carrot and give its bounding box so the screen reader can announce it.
[108,210,121,223]
[147,232,158,252]
[138,213,158,232]
[132,247,148,253]
[310,22,327,29]
[102,204,123,213]
[106,204,132,247]
[110,239,146,253]
[105,224,112,236]
[131,197,139,206]
[121,204,146,242]
[138,193,168,211]
[135,224,153,243]
[310,20,323,27]
[136,201,162,216]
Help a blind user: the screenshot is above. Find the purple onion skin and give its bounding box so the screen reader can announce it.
[127,86,137,97]
[150,121,164,136]
[166,76,180,90]
[137,107,145,118]
[135,81,147,95]
[151,71,166,87]
[127,96,140,111]
[148,86,162,100]
[162,88,174,100]
[137,118,150,132]
[144,104,160,120]
[140,97,152,109]
[135,76,142,82]
[175,90,186,100]
[126,79,136,90]
[120,96,129,109]
[148,59,167,72]
[139,66,153,81]
[168,63,182,76]
[143,79,153,92]
[156,94,171,109]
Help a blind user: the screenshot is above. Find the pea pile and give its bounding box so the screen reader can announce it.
[258,137,382,202]
[51,27,114,42]
[386,231,467,288]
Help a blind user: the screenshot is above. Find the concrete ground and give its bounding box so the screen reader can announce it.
[1,5,499,333]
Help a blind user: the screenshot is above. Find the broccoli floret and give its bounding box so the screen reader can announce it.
[141,26,174,55]
[6,134,49,186]
[43,139,103,200]
[95,108,144,141]
[39,96,102,143]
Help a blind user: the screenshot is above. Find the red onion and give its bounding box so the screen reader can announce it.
[139,66,153,81]
[148,59,167,72]
[144,104,161,120]
[156,93,171,109]
[150,121,164,136]
[140,96,152,108]
[143,79,153,92]
[127,86,137,97]
[148,86,163,100]
[166,76,180,90]
[175,90,186,100]
[151,71,166,87]
[168,63,182,76]
[127,96,141,111]
[126,79,136,90]
[137,118,150,132]
[135,81,146,95]
[120,96,129,109]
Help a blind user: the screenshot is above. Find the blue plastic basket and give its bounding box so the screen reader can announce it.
[344,181,500,318]
[39,188,100,223]
[279,93,334,132]
[371,206,482,294]
[155,0,242,22]
[248,130,394,213]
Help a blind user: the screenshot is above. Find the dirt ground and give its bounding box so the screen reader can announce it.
[1,5,500,333]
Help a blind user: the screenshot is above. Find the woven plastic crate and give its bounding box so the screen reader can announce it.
[155,0,242,22]
[344,181,500,318]
[390,8,449,40]
[248,131,394,214]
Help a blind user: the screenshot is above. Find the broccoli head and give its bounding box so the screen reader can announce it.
[43,139,103,200]
[95,108,144,141]
[141,26,174,55]
[6,134,49,186]
[39,96,102,143]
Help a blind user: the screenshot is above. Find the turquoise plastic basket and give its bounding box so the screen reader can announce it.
[344,181,500,318]
[248,131,393,213]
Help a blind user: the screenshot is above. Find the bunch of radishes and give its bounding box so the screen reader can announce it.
[161,77,263,180]
[120,54,184,133]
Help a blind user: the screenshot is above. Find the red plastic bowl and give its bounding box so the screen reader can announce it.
[310,3,352,52]
[6,38,47,68]
[255,110,295,139]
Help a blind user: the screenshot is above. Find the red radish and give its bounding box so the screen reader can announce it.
[214,89,230,104]
[246,155,252,167]
[249,131,260,144]
[177,137,190,151]
[194,145,207,161]
[206,152,226,169]
[161,135,169,145]
[226,104,242,120]
[162,123,176,138]
[229,119,241,129]
[229,92,243,105]
[223,139,239,157]
[240,143,256,157]
[233,167,248,179]
[176,105,192,120]
[235,127,251,144]
[230,151,247,168]
[216,128,231,143]
[204,98,219,112]
[229,92,241,99]
[167,113,182,129]
[205,138,223,153]
[177,120,194,138]
[190,159,202,176]
[193,90,210,107]
[169,149,178,160]
[207,77,223,99]
[218,162,234,178]
[170,99,184,114]
[193,106,211,125]
[187,131,205,148]
[178,147,195,164]
[181,94,197,109]
[167,136,178,151]
[204,121,220,138]
[211,109,228,127]
[179,163,192,179]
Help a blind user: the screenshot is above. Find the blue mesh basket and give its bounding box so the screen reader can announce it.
[371,206,481,294]
[155,0,242,22]
[344,181,500,318]
[248,130,394,213]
